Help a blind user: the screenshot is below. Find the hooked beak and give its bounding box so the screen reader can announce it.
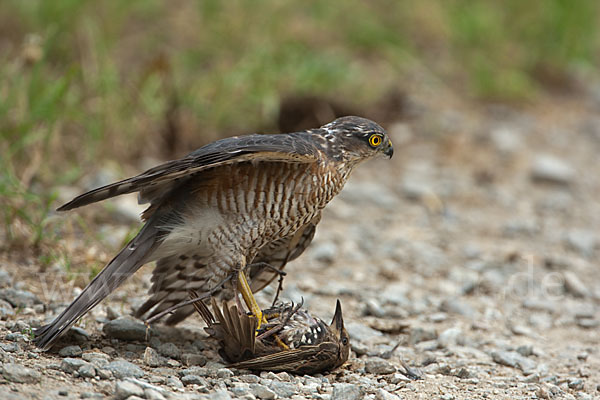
[384,139,394,159]
[330,299,344,332]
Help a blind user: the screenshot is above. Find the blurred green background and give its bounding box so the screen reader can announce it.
[2,0,599,252]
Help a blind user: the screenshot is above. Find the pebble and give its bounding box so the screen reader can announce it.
[1,363,41,383]
[530,154,575,185]
[158,342,181,360]
[568,378,584,390]
[564,230,597,258]
[0,269,13,287]
[144,388,167,400]
[440,298,476,317]
[563,271,590,297]
[78,363,97,378]
[59,345,83,357]
[492,351,537,373]
[249,383,277,399]
[115,380,145,400]
[269,380,298,398]
[331,383,364,400]
[0,288,41,308]
[210,390,233,400]
[144,346,164,367]
[0,299,14,319]
[409,327,437,344]
[181,375,206,386]
[181,353,207,366]
[346,321,383,342]
[437,327,463,347]
[375,388,403,400]
[61,358,90,374]
[105,360,145,379]
[365,357,396,374]
[102,317,149,342]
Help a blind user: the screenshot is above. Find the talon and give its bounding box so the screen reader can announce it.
[237,269,267,330]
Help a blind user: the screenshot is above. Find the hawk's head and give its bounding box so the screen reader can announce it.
[319,116,393,162]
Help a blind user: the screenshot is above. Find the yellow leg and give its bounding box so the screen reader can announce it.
[237,269,267,329]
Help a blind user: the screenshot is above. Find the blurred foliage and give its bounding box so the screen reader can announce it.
[1,0,599,251]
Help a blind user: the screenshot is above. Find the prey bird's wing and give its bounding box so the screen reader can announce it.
[57,133,320,212]
[230,342,339,374]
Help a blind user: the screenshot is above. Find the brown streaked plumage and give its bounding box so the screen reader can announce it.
[34,116,393,350]
[193,295,350,375]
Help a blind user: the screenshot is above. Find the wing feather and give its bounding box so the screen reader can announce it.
[58,133,319,211]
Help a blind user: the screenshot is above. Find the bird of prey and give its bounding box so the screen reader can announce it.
[34,116,393,350]
[193,296,350,374]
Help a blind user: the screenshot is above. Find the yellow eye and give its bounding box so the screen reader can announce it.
[368,134,383,147]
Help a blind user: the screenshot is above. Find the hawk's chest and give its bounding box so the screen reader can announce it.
[209,161,350,218]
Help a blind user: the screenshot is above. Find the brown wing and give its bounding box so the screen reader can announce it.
[57,133,320,213]
[191,296,256,363]
[249,212,321,293]
[230,342,339,374]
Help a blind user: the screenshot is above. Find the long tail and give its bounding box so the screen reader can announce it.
[34,220,163,350]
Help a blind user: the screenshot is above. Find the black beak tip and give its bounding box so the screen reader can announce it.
[385,145,394,159]
[332,299,344,329]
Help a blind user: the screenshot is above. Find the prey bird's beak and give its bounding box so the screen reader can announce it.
[330,299,344,332]
[384,139,394,159]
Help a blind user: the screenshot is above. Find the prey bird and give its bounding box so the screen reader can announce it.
[193,296,350,374]
[34,116,393,350]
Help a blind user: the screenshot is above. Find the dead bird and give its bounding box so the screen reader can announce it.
[191,294,350,375]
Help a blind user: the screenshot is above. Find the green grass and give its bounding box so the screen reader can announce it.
[1,0,599,252]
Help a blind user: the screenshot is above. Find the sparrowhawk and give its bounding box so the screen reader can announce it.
[34,116,393,350]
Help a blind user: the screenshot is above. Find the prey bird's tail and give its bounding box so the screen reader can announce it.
[34,220,163,350]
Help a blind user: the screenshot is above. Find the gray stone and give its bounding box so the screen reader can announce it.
[0,299,14,319]
[158,342,181,360]
[440,298,475,317]
[365,357,396,374]
[249,384,276,399]
[102,317,149,342]
[167,376,184,388]
[180,366,210,377]
[564,230,597,258]
[491,351,536,373]
[144,346,164,367]
[568,378,584,390]
[216,368,234,379]
[0,288,41,308]
[181,353,207,366]
[409,327,437,344]
[437,327,463,347]
[0,269,13,288]
[105,360,145,379]
[144,388,167,400]
[0,342,20,352]
[115,380,144,400]
[375,388,403,400]
[530,154,575,185]
[181,374,206,385]
[59,345,83,357]
[331,383,364,400]
[210,390,233,400]
[346,321,383,342]
[61,358,89,374]
[1,363,41,383]
[563,271,590,297]
[269,380,298,398]
[78,363,97,378]
[82,352,110,368]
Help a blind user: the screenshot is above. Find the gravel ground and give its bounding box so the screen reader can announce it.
[1,94,600,399]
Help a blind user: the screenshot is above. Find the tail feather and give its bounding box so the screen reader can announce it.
[34,221,162,350]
